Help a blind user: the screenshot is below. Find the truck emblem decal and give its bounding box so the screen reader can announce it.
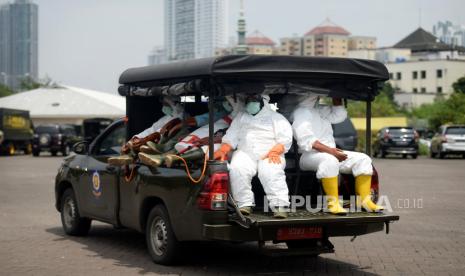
[92,171,102,197]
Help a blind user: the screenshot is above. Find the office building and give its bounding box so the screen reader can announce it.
[164,0,228,61]
[0,0,38,90]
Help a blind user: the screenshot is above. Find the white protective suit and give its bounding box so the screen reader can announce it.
[175,96,244,154]
[292,94,373,179]
[135,97,184,138]
[223,96,292,208]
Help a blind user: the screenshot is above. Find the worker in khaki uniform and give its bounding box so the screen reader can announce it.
[292,93,383,215]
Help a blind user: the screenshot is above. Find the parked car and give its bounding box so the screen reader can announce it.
[430,125,465,159]
[333,117,358,151]
[32,124,80,156]
[0,108,34,155]
[55,55,398,265]
[373,127,419,159]
[82,117,113,142]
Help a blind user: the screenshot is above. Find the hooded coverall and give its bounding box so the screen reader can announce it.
[223,101,292,209]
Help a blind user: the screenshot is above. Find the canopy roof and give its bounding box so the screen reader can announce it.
[394,28,465,52]
[119,55,389,101]
[0,85,125,119]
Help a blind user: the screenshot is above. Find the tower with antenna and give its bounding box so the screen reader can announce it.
[233,0,248,54]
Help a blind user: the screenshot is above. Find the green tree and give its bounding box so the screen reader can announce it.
[0,83,13,98]
[347,83,400,117]
[19,75,58,91]
[452,76,465,94]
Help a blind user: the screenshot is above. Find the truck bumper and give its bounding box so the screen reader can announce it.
[203,212,398,242]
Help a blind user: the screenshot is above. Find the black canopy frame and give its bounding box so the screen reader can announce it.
[118,55,390,158]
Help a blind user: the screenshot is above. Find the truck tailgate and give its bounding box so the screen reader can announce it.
[248,210,399,227]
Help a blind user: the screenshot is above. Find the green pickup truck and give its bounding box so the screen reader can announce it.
[54,55,399,265]
[0,108,34,155]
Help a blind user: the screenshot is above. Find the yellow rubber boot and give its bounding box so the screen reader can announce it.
[321,176,347,215]
[355,175,384,212]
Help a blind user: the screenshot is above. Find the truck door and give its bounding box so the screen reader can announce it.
[81,122,126,223]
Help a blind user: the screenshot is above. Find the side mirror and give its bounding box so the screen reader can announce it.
[72,141,88,155]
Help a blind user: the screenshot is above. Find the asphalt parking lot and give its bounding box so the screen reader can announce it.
[1,154,465,275]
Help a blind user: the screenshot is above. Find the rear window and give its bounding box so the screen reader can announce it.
[332,118,356,136]
[387,128,414,135]
[446,127,465,135]
[35,126,59,134]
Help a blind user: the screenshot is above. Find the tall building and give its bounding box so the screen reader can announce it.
[148,46,167,66]
[433,20,465,47]
[164,0,228,62]
[0,0,38,90]
[302,18,350,57]
[279,18,375,58]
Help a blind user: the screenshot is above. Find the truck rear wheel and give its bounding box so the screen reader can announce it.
[145,205,180,265]
[60,189,91,236]
[51,150,57,156]
[6,143,15,156]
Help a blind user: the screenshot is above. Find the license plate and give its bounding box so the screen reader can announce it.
[276,226,322,241]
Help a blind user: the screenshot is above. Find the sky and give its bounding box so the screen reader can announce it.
[2,0,464,94]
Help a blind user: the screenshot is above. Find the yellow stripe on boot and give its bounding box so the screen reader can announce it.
[321,176,347,215]
[355,175,384,212]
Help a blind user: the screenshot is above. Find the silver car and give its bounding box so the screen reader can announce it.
[430,125,465,159]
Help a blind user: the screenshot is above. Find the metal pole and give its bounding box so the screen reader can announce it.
[366,100,372,157]
[208,79,215,160]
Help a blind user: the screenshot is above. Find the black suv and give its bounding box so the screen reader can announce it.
[373,127,419,159]
[333,117,358,151]
[33,124,80,156]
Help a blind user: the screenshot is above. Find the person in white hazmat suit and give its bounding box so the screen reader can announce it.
[137,96,245,168]
[292,93,383,215]
[214,94,292,219]
[108,96,185,166]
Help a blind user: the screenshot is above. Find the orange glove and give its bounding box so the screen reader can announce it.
[214,143,232,161]
[263,144,285,164]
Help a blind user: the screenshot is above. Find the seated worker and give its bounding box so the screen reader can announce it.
[108,95,224,166]
[291,93,383,215]
[138,96,244,168]
[108,95,184,166]
[214,94,292,219]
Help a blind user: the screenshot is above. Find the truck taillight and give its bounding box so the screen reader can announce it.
[198,172,229,210]
[371,166,380,203]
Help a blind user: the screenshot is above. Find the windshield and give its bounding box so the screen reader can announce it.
[35,126,59,134]
[446,127,465,135]
[387,128,414,135]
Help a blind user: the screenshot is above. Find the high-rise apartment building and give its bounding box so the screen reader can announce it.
[164,0,227,62]
[0,0,38,90]
[433,20,465,47]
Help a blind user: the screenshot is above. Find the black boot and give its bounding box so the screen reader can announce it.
[165,148,205,168]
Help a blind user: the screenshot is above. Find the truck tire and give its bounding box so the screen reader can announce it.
[51,150,58,156]
[62,145,70,156]
[380,150,386,159]
[6,143,15,156]
[411,154,418,159]
[145,205,180,265]
[25,143,32,155]
[60,189,91,236]
[32,150,40,157]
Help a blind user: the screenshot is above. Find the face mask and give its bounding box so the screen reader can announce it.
[162,105,173,116]
[246,101,261,115]
[222,100,233,112]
